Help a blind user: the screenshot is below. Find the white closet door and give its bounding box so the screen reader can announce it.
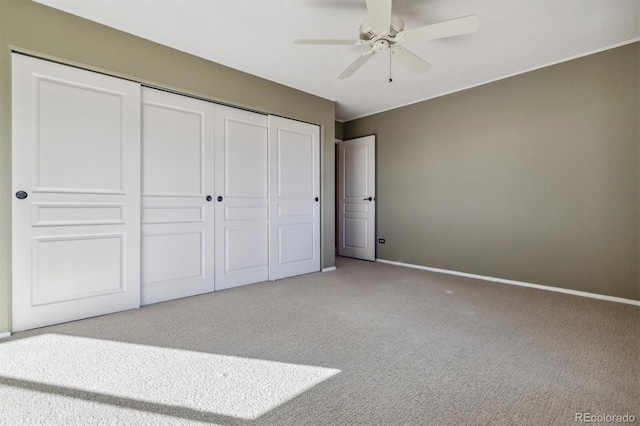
[140,88,215,305]
[268,116,320,280]
[11,54,141,332]
[214,105,269,290]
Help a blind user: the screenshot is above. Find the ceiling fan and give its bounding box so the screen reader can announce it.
[294,0,480,79]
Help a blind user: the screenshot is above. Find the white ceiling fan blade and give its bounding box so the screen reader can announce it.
[366,0,393,34]
[338,50,374,79]
[390,46,432,74]
[294,39,361,45]
[397,15,480,43]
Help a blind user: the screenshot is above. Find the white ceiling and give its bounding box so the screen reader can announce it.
[35,0,640,121]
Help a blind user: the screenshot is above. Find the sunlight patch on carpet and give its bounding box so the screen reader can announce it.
[0,334,340,420]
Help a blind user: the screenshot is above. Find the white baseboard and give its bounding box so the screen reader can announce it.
[0,332,11,339]
[375,259,640,307]
[322,266,337,272]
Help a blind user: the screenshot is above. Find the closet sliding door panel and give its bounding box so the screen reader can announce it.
[11,54,141,332]
[141,88,215,305]
[214,105,269,290]
[268,116,320,280]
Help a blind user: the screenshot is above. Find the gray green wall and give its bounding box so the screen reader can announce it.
[335,121,344,141]
[344,43,640,300]
[0,0,336,333]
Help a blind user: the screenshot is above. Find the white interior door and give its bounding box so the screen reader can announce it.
[268,116,320,280]
[140,88,215,305]
[214,105,269,290]
[338,136,376,261]
[11,54,141,332]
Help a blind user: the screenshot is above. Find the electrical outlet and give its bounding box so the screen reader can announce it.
[378,238,385,244]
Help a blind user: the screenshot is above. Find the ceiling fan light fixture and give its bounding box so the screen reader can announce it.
[359,16,405,41]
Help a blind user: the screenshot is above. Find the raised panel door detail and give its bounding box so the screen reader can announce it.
[344,218,368,249]
[142,104,203,197]
[142,232,203,285]
[278,224,314,265]
[142,206,204,224]
[224,206,268,221]
[32,203,125,227]
[278,129,313,198]
[278,204,314,218]
[225,227,268,272]
[224,119,268,198]
[32,234,124,306]
[36,78,124,194]
[344,146,368,198]
[344,203,368,214]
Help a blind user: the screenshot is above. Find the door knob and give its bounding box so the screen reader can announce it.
[206,195,212,202]
[364,197,372,201]
[217,196,223,202]
[15,191,28,199]
[315,197,319,202]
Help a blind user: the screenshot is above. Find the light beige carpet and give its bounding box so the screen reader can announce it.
[1,257,638,425]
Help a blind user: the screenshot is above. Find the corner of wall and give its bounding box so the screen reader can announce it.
[322,121,336,269]
[335,121,344,141]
